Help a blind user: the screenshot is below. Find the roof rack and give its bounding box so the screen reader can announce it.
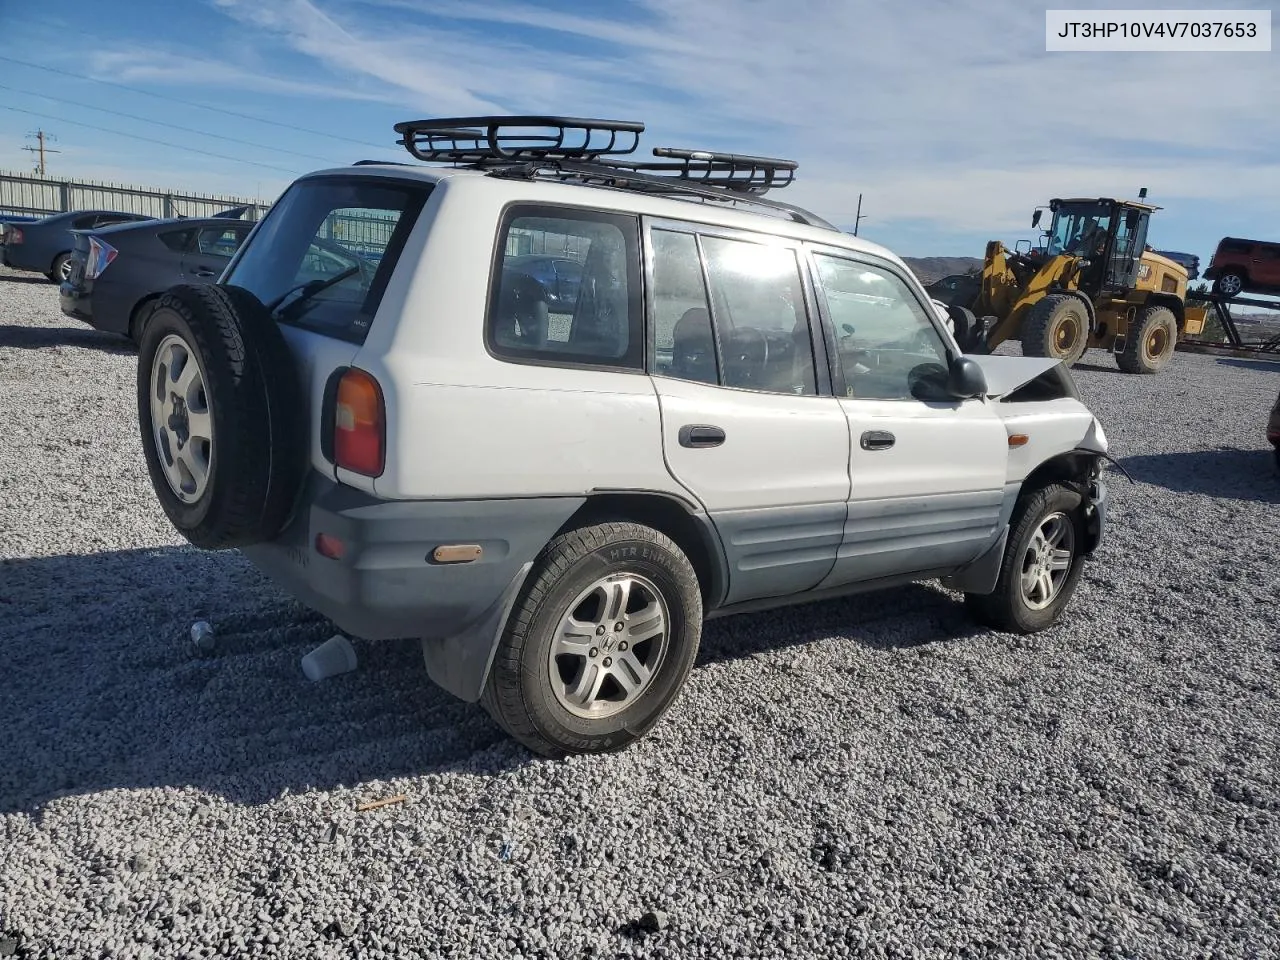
[389,115,834,230]
[394,116,644,163]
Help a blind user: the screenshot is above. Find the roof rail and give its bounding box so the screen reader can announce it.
[487,159,835,230]
[612,147,797,195]
[393,116,644,163]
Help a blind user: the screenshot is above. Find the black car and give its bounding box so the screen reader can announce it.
[60,216,255,342]
[1,209,156,282]
[504,253,583,310]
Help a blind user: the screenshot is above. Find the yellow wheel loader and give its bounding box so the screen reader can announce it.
[946,194,1208,373]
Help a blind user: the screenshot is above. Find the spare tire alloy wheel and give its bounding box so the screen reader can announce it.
[149,334,214,503]
[136,284,306,551]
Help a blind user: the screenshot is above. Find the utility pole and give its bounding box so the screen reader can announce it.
[21,129,61,176]
[852,193,867,236]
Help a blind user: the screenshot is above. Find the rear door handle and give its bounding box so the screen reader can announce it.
[860,430,895,451]
[679,424,726,448]
[194,269,218,278]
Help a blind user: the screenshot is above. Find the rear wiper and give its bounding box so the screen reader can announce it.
[266,265,360,316]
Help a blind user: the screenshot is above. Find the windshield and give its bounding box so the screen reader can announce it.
[1046,202,1113,257]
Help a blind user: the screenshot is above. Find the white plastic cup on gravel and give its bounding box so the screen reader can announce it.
[190,621,216,652]
[301,634,359,682]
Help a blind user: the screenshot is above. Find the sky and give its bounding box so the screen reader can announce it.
[0,0,1276,261]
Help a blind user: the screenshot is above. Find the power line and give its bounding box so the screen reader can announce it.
[0,55,387,151]
[0,82,349,165]
[0,104,305,176]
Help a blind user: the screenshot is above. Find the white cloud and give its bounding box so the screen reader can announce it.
[203,0,1280,236]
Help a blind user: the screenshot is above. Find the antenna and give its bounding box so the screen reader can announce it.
[852,193,867,236]
[21,129,61,176]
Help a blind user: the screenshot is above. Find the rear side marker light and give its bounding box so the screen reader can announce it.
[315,533,345,560]
[333,368,385,477]
[431,544,483,564]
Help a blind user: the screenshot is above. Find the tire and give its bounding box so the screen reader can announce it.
[136,283,306,550]
[481,522,704,758]
[47,252,72,284]
[964,483,1086,634]
[1116,304,1177,374]
[1213,270,1245,298]
[1021,293,1089,366]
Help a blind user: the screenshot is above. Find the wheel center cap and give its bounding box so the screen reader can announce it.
[602,633,619,653]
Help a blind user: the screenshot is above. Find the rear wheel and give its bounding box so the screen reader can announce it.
[1021,294,1089,366]
[47,252,72,284]
[1117,304,1177,374]
[964,483,1086,634]
[481,522,703,758]
[1213,270,1245,298]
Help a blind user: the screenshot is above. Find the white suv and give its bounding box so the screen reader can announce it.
[135,117,1110,758]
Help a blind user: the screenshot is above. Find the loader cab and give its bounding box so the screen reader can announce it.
[1043,198,1154,297]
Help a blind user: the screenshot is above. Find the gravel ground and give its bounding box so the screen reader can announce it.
[1,265,1278,959]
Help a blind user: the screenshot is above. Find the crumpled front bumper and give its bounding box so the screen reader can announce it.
[1082,478,1108,554]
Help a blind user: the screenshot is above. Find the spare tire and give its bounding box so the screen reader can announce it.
[136,283,307,550]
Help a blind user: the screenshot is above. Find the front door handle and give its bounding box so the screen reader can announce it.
[193,269,218,278]
[860,430,895,451]
[679,424,726,448]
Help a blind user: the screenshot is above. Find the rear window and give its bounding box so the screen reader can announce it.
[224,177,431,345]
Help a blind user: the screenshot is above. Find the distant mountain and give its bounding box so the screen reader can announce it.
[901,257,984,286]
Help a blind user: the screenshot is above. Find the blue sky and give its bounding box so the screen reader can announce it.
[0,0,1276,261]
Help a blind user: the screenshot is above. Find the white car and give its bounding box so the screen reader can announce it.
[135,116,1110,758]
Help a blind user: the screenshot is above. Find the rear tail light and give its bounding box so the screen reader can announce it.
[6,227,23,244]
[333,368,385,477]
[84,237,118,280]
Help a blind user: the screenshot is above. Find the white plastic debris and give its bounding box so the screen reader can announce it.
[190,621,216,652]
[301,634,358,682]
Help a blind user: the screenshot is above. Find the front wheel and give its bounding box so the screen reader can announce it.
[481,522,704,758]
[1021,293,1089,366]
[964,483,1086,633]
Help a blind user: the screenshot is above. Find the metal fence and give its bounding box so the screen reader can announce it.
[0,170,271,221]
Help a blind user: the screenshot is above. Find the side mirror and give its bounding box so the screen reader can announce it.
[947,355,988,399]
[1031,209,1042,228]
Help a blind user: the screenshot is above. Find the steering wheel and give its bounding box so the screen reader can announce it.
[726,327,769,384]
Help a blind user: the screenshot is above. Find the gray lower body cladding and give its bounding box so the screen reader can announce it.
[241,471,584,644]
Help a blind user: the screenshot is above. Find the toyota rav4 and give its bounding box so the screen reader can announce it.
[135,116,1111,758]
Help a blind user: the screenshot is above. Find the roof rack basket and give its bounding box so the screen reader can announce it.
[393,116,644,164]
[390,115,833,229]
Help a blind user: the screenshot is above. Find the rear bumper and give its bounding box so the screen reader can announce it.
[59,283,94,323]
[242,472,583,644]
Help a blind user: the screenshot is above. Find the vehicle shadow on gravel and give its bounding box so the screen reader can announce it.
[0,273,51,285]
[0,546,520,814]
[1120,448,1279,503]
[0,323,134,354]
[0,547,983,814]
[1215,358,1280,374]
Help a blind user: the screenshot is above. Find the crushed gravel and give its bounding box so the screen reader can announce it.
[2,265,1278,959]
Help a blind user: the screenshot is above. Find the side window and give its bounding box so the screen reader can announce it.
[702,235,817,395]
[158,228,195,253]
[651,229,817,396]
[814,254,951,401]
[488,207,642,369]
[72,215,98,229]
[651,229,716,385]
[196,226,247,258]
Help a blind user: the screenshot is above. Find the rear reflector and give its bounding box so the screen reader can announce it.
[6,227,23,244]
[85,236,118,280]
[315,533,345,559]
[334,368,385,477]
